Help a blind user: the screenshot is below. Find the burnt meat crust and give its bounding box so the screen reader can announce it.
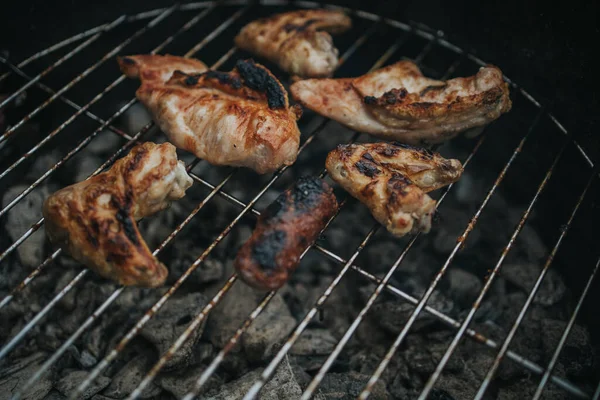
[234,176,338,290]
[118,55,301,174]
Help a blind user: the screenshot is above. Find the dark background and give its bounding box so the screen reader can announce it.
[1,0,598,154]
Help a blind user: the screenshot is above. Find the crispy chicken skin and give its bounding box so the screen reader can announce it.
[234,9,351,78]
[118,55,302,174]
[118,54,209,82]
[234,176,338,290]
[291,60,511,145]
[326,142,463,237]
[42,142,193,287]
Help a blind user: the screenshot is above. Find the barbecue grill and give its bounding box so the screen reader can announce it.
[0,1,598,399]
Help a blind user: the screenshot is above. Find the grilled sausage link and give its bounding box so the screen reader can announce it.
[234,176,338,290]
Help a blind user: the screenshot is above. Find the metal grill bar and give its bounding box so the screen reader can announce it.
[0,98,144,274]
[127,24,409,398]
[330,0,596,173]
[0,14,245,359]
[415,121,586,400]
[0,3,182,84]
[0,21,112,84]
[594,375,600,400]
[312,242,590,397]
[423,13,595,170]
[74,19,384,397]
[8,37,241,391]
[335,16,382,65]
[0,15,126,111]
[0,2,221,182]
[244,226,380,400]
[3,0,219,75]
[469,164,599,399]
[0,3,595,400]
[532,257,600,399]
[358,109,550,399]
[301,97,547,400]
[0,100,157,300]
[134,186,351,400]
[186,132,587,398]
[0,249,58,309]
[71,116,328,400]
[1,61,134,138]
[0,3,242,283]
[1,52,243,368]
[0,88,134,208]
[132,121,354,398]
[240,34,451,400]
[0,268,88,360]
[181,198,351,400]
[11,161,235,400]
[0,4,226,215]
[185,291,273,397]
[0,5,177,146]
[6,158,233,393]
[544,113,596,170]
[0,0,306,338]
[196,32,580,400]
[413,30,439,65]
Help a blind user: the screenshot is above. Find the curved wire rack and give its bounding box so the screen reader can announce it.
[0,1,598,399]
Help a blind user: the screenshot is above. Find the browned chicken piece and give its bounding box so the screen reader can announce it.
[118,54,209,82]
[291,60,512,145]
[42,142,193,287]
[118,55,302,174]
[234,176,338,290]
[326,142,463,237]
[234,9,351,78]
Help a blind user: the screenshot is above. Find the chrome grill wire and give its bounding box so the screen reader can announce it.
[482,170,599,400]
[1,3,378,395]
[0,1,244,304]
[357,103,549,399]
[76,17,386,399]
[242,39,466,400]
[0,6,177,147]
[128,23,401,398]
[0,2,206,268]
[5,5,255,398]
[0,2,596,400]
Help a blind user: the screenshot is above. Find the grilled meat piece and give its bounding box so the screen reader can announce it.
[118,55,302,174]
[326,142,463,237]
[42,142,193,287]
[291,60,511,145]
[234,176,338,290]
[118,54,209,82]
[234,9,351,78]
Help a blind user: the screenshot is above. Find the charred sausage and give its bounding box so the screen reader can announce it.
[234,176,338,290]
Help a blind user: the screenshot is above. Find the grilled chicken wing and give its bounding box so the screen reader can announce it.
[292,60,511,145]
[235,176,338,290]
[234,9,351,78]
[118,55,302,174]
[42,142,193,287]
[326,142,463,237]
